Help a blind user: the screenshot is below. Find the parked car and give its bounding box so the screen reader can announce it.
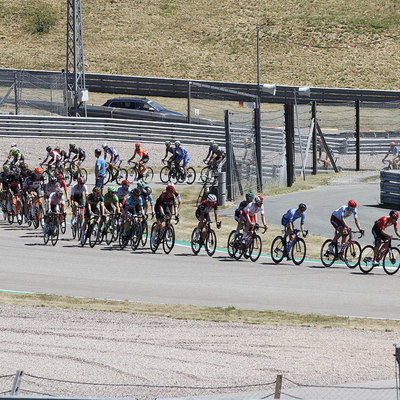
[102,97,185,116]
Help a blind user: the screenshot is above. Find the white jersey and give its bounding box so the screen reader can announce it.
[48,192,65,206]
[45,182,60,197]
[71,183,88,197]
[243,201,264,216]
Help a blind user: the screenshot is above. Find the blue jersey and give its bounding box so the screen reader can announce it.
[124,196,143,213]
[282,208,305,225]
[174,146,188,159]
[105,147,118,157]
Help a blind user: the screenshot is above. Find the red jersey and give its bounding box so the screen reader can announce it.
[375,216,397,230]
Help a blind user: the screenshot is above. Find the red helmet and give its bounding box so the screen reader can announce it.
[166,184,174,193]
[34,167,43,175]
[121,179,130,186]
[135,143,140,148]
[348,200,357,208]
[77,177,86,184]
[390,210,399,220]
[390,141,396,146]
[57,173,64,180]
[255,196,264,205]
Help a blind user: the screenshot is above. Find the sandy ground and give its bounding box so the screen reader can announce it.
[0,304,398,399]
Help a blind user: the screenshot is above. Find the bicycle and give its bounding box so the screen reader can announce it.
[43,211,63,246]
[160,160,196,184]
[200,162,219,184]
[64,160,88,187]
[29,194,45,229]
[103,160,128,185]
[228,224,266,262]
[359,238,400,275]
[71,205,84,240]
[80,213,101,248]
[126,161,154,184]
[320,229,363,268]
[99,212,120,246]
[150,215,177,254]
[119,213,144,251]
[190,221,218,257]
[271,229,308,265]
[7,192,23,225]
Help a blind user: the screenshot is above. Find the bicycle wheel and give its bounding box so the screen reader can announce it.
[50,222,59,246]
[186,167,196,184]
[16,202,23,225]
[7,209,14,224]
[32,208,39,229]
[383,247,400,275]
[191,228,201,255]
[271,236,285,264]
[64,168,73,187]
[150,222,159,253]
[160,166,170,183]
[105,223,113,246]
[104,170,112,185]
[163,224,175,254]
[112,217,120,242]
[227,230,237,258]
[359,245,375,274]
[232,235,243,260]
[141,220,148,247]
[205,229,217,257]
[200,166,211,182]
[320,239,337,267]
[344,240,361,268]
[130,222,142,251]
[60,215,66,234]
[168,169,179,184]
[119,226,131,249]
[128,166,137,181]
[249,235,262,262]
[39,204,45,228]
[71,219,77,239]
[142,167,154,184]
[116,168,128,185]
[89,222,98,248]
[43,224,50,245]
[291,237,306,265]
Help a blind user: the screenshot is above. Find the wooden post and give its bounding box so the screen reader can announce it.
[274,374,282,399]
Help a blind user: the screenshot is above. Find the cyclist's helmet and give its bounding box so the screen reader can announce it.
[92,186,101,194]
[102,142,108,149]
[46,146,52,152]
[143,187,152,196]
[49,175,57,184]
[131,188,140,197]
[57,173,64,180]
[348,200,357,208]
[34,167,43,175]
[55,187,63,195]
[390,210,399,220]
[55,146,61,152]
[298,203,307,211]
[121,179,130,186]
[246,191,255,199]
[165,140,171,145]
[390,141,396,146]
[77,177,85,184]
[207,194,217,203]
[108,186,116,193]
[135,143,140,148]
[10,143,17,148]
[20,163,28,170]
[69,143,76,148]
[137,180,145,188]
[212,143,219,150]
[166,184,175,193]
[255,196,264,205]
[209,140,215,145]
[13,168,21,175]
[174,140,181,147]
[3,164,9,171]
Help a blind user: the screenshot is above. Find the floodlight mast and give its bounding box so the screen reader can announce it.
[66,0,87,117]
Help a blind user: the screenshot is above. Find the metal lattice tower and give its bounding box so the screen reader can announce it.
[66,0,87,116]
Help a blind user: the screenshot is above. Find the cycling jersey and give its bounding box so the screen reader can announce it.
[174,146,188,160]
[197,199,218,214]
[44,182,61,198]
[213,148,225,159]
[105,147,118,157]
[0,172,13,189]
[117,186,130,202]
[157,191,177,206]
[71,183,88,197]
[48,192,65,206]
[282,208,305,225]
[86,193,104,207]
[375,216,397,230]
[68,147,86,160]
[124,195,143,213]
[26,173,45,195]
[243,202,264,217]
[133,148,148,159]
[332,206,357,220]
[104,192,119,206]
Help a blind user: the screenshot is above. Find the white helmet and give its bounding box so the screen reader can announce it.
[102,142,108,149]
[207,194,217,202]
[174,140,181,146]
[10,143,17,148]
[209,140,215,145]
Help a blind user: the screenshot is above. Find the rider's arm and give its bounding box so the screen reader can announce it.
[354,217,362,232]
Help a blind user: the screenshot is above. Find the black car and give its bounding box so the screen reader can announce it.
[102,97,185,116]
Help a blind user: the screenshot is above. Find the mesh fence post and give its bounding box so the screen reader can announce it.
[312,101,317,175]
[255,98,263,192]
[225,109,233,201]
[285,103,295,187]
[274,374,282,399]
[355,100,360,171]
[10,370,23,395]
[13,72,19,115]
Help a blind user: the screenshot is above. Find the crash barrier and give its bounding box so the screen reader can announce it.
[380,170,400,206]
[0,371,398,400]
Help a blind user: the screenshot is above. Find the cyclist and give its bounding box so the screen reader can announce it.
[102,142,119,172]
[68,143,86,175]
[25,167,45,223]
[127,143,149,180]
[80,186,105,244]
[203,140,216,163]
[173,141,189,182]
[151,184,179,245]
[371,210,400,266]
[20,163,30,179]
[56,173,69,202]
[40,146,62,174]
[137,180,154,217]
[70,177,88,225]
[54,146,69,173]
[281,203,307,238]
[0,165,13,213]
[193,193,221,241]
[6,144,24,167]
[117,179,131,203]
[329,200,364,254]
[104,186,121,215]
[234,191,254,232]
[162,140,175,164]
[44,175,60,200]
[122,188,144,238]
[382,141,400,169]
[209,143,225,172]
[241,196,267,244]
[43,187,65,235]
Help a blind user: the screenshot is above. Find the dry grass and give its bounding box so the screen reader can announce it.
[0,0,399,90]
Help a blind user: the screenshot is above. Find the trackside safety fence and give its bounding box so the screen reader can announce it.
[0,371,399,400]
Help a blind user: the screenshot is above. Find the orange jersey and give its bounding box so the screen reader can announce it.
[134,148,148,158]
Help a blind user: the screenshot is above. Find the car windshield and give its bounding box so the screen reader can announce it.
[147,100,165,112]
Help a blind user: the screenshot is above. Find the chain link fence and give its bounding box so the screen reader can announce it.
[0,70,67,116]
